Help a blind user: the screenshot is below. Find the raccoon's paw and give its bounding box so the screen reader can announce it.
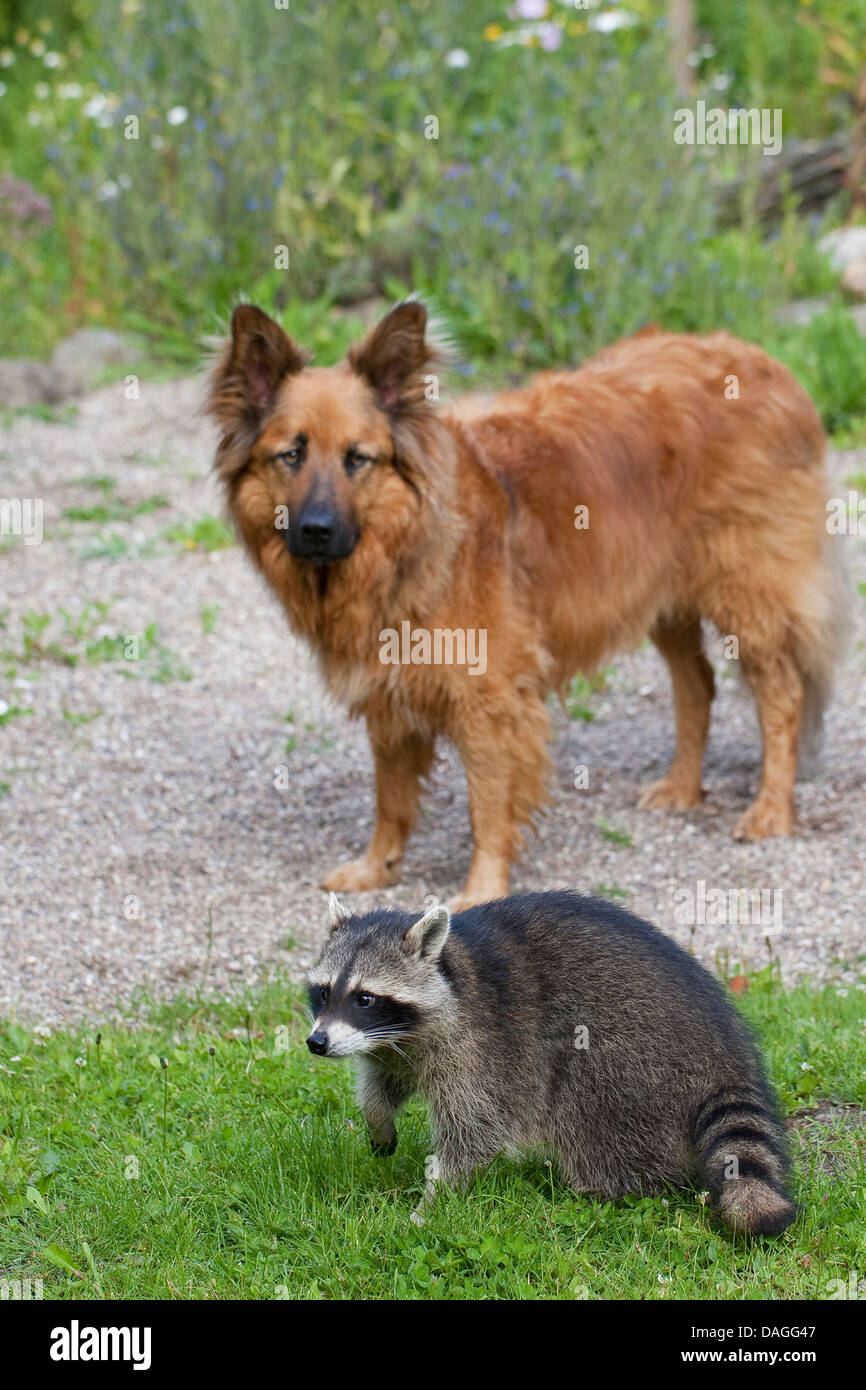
[638,777,702,812]
[733,797,793,841]
[370,1135,397,1157]
[321,857,399,893]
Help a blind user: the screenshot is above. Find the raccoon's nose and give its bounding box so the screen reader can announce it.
[306,1031,328,1055]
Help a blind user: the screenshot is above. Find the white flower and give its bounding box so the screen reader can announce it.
[58,81,83,98]
[590,9,638,32]
[43,51,62,68]
[97,180,119,201]
[445,49,470,68]
[75,1056,87,1067]
[26,110,42,125]
[166,105,188,125]
[30,38,45,56]
[34,81,49,99]
[82,93,108,118]
[33,1024,52,1038]
[0,49,14,67]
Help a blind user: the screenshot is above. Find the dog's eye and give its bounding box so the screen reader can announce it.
[276,445,303,469]
[345,449,373,475]
[356,992,376,1008]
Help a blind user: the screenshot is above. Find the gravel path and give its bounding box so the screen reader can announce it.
[1,375,864,1025]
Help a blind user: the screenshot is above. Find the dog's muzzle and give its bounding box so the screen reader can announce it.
[286,507,358,563]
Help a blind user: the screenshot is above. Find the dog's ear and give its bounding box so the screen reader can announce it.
[208,304,307,432]
[348,301,433,414]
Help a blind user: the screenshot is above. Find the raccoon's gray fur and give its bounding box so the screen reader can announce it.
[306,890,795,1236]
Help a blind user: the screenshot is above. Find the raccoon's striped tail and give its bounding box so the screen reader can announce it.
[691,1086,795,1236]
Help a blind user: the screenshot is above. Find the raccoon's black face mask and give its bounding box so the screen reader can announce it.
[305,982,421,1058]
[304,897,451,1058]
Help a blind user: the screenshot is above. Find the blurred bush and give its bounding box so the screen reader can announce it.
[0,0,864,429]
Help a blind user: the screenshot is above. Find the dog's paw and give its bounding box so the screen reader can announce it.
[321,857,398,893]
[638,777,701,811]
[733,799,793,841]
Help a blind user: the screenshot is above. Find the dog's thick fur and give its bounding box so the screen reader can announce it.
[207,301,842,907]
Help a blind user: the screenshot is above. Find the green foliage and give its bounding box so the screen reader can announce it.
[768,307,866,434]
[1,2,863,424]
[695,0,865,137]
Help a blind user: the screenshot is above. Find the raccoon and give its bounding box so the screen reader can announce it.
[306,890,795,1236]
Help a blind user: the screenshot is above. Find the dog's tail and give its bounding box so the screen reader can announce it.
[692,1084,795,1236]
[794,533,849,768]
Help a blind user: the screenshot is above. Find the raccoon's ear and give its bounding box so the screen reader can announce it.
[348,301,433,414]
[402,903,451,961]
[328,892,351,934]
[208,305,307,432]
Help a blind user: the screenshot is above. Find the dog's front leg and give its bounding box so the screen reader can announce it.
[450,695,550,910]
[321,722,434,894]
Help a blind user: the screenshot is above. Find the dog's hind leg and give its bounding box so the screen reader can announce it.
[321,722,434,893]
[639,613,715,811]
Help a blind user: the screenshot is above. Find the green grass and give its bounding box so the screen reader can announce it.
[564,671,611,723]
[1,968,863,1300]
[62,494,169,525]
[163,516,235,553]
[0,605,191,683]
[595,817,634,849]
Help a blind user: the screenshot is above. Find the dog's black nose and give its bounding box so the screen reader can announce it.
[306,1032,328,1055]
[300,515,333,547]
[288,504,358,562]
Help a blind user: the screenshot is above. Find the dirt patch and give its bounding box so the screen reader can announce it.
[0,378,865,1024]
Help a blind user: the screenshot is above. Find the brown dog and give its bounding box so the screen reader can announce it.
[207,301,843,908]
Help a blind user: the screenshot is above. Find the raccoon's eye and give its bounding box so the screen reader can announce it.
[356,992,376,1008]
[318,986,329,1003]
